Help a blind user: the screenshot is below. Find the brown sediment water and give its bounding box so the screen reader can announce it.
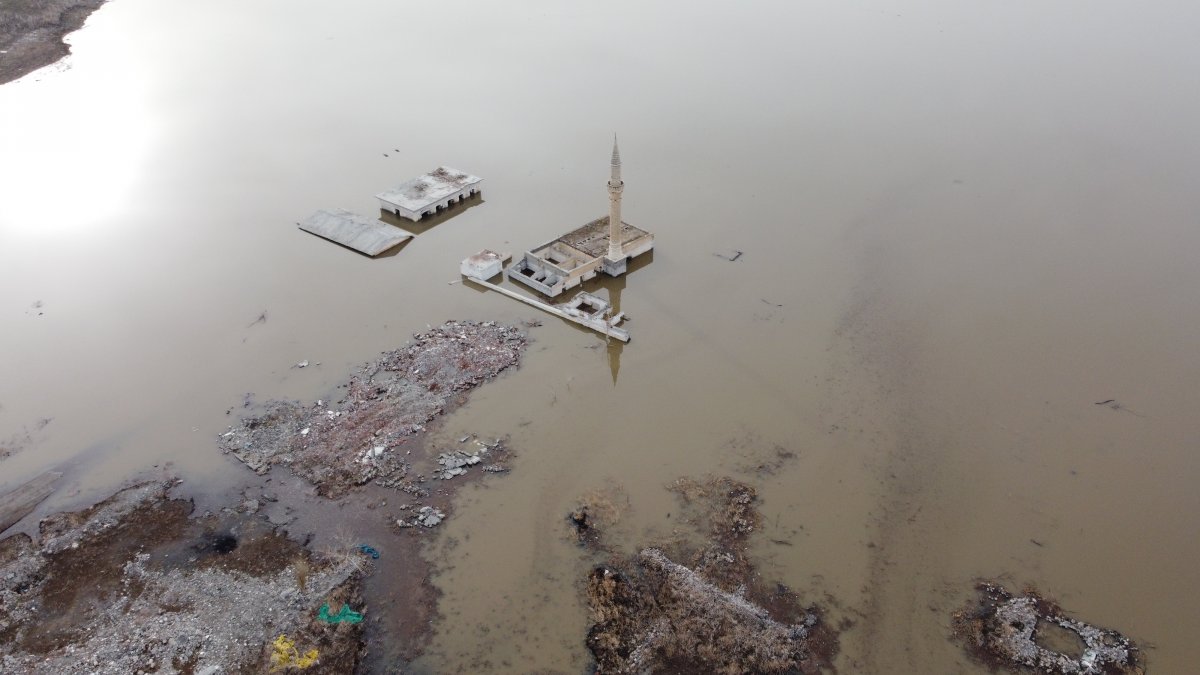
[2,1,1199,672]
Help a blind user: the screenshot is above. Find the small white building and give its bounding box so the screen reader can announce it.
[376,167,483,221]
[459,249,510,280]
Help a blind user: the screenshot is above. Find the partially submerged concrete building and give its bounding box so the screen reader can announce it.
[459,249,511,280]
[508,139,653,297]
[376,167,482,221]
[461,248,631,342]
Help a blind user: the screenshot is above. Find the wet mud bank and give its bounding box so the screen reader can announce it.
[0,479,368,674]
[0,0,106,84]
[218,321,526,498]
[1,320,530,672]
[215,320,529,667]
[574,476,839,674]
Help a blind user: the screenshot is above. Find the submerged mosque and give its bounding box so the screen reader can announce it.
[508,137,655,297]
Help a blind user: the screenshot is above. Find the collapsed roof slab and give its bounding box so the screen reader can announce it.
[298,208,412,257]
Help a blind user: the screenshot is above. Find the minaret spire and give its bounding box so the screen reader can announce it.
[606,135,624,263]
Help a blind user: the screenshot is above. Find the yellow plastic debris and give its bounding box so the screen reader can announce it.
[270,634,320,671]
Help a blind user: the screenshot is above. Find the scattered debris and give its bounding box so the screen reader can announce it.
[568,483,630,547]
[568,507,592,541]
[317,602,364,625]
[248,311,269,328]
[714,250,743,262]
[952,582,1142,675]
[435,450,482,479]
[217,321,527,497]
[270,634,320,670]
[0,480,366,673]
[357,544,380,559]
[588,549,822,674]
[581,476,837,673]
[0,418,53,462]
[414,506,444,528]
[1093,399,1146,418]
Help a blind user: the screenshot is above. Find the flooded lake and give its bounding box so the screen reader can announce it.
[3,0,1198,671]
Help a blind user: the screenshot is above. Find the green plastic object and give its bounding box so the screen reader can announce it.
[318,602,364,624]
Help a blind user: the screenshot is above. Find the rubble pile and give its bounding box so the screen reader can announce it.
[436,450,481,480]
[952,582,1143,675]
[218,321,527,496]
[582,476,836,674]
[0,481,367,674]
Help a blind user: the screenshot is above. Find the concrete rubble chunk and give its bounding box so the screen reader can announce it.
[416,506,444,528]
[436,451,482,479]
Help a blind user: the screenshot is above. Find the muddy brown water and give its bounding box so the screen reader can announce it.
[2,1,1199,672]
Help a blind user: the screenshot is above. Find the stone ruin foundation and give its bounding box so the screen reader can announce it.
[952,581,1143,675]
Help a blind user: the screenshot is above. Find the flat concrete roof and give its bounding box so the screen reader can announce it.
[556,216,652,259]
[298,209,411,256]
[376,167,482,211]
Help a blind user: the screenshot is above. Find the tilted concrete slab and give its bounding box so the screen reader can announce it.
[0,470,62,535]
[298,208,412,257]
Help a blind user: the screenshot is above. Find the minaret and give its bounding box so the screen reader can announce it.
[606,136,624,263]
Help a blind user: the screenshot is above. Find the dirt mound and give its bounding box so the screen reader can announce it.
[582,476,837,674]
[218,320,527,497]
[0,480,368,674]
[952,581,1142,675]
[0,1,107,85]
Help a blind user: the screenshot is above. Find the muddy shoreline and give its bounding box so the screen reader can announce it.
[1,315,1150,674]
[0,0,106,85]
[1,320,529,673]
